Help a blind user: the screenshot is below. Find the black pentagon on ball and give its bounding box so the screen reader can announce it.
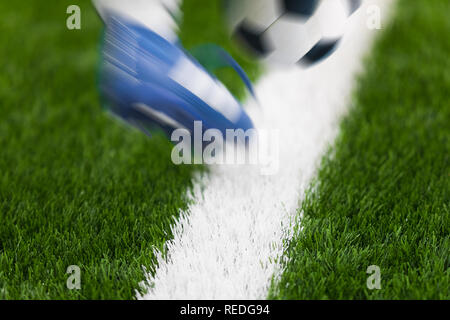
[299,39,340,65]
[234,22,272,56]
[282,0,320,17]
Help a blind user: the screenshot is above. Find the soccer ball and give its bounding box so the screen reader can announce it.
[226,0,361,66]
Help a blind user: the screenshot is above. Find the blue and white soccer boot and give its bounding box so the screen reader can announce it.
[95,4,255,141]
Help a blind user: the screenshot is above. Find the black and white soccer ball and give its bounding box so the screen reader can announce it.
[226,0,361,66]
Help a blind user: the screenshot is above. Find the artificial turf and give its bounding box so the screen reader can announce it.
[269,0,449,299]
[0,0,256,299]
[2,0,448,301]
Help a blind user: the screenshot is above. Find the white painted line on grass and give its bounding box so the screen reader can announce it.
[138,0,393,299]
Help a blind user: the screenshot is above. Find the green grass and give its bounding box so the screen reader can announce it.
[2,0,448,301]
[269,0,449,300]
[0,0,256,299]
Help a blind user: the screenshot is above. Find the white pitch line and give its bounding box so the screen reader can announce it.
[138,0,393,300]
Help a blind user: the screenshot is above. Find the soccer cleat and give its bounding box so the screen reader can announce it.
[98,13,255,140]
